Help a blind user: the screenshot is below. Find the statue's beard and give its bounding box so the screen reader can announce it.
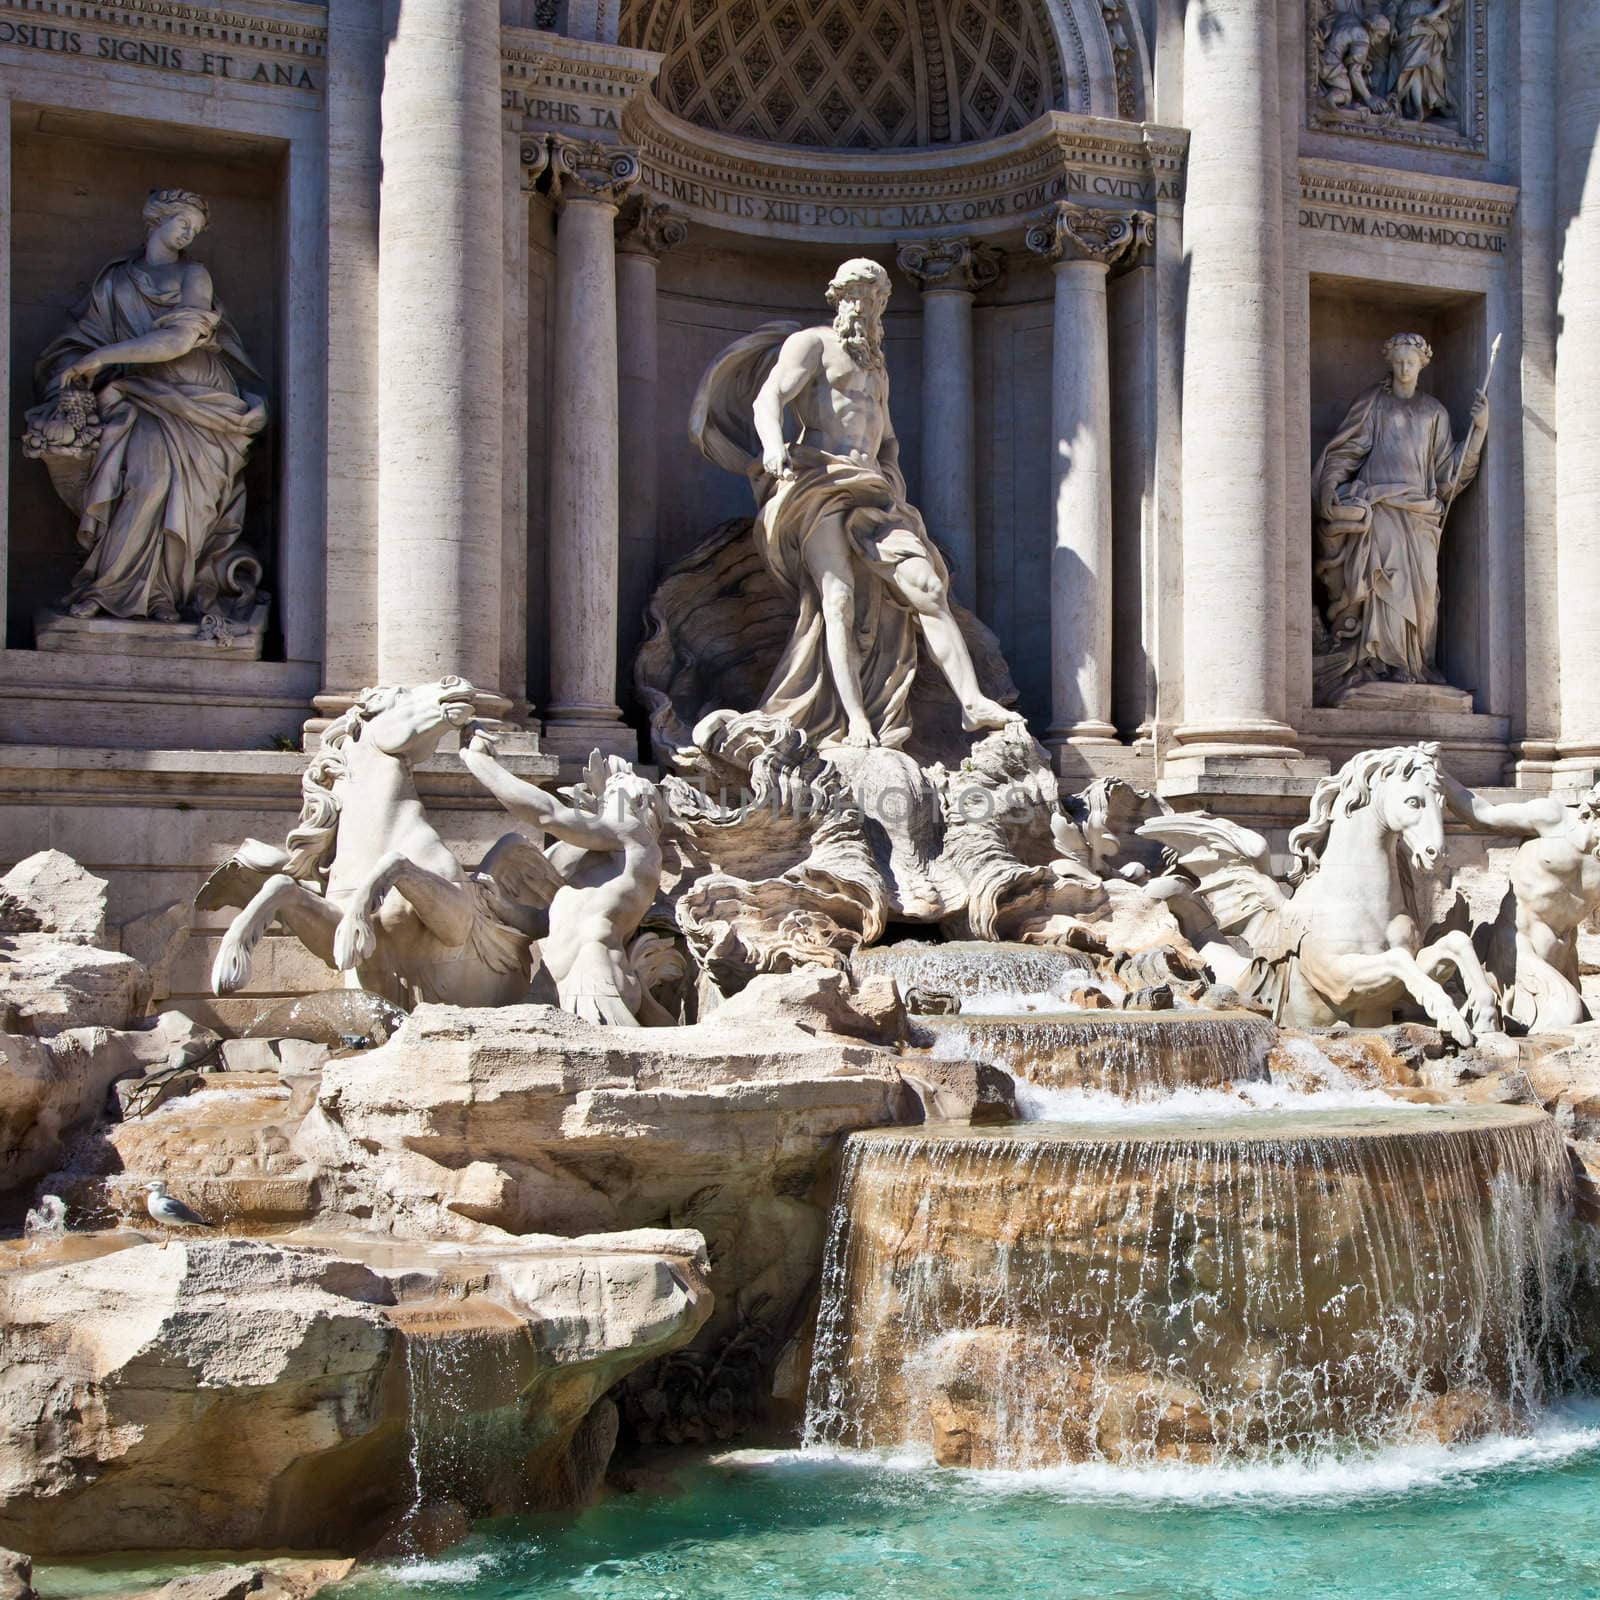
[834,301,885,370]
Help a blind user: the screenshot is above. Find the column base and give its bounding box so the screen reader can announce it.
[1044,720,1120,747]
[1168,718,1305,762]
[542,705,638,761]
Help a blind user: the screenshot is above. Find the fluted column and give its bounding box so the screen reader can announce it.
[1173,0,1297,759]
[376,0,505,703]
[1027,204,1151,747]
[544,138,640,759]
[1555,0,1600,764]
[895,237,1003,612]
[615,196,686,700]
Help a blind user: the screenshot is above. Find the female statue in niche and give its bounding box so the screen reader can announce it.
[23,187,267,625]
[1312,331,1486,705]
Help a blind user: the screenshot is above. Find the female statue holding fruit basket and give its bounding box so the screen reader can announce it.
[23,187,267,624]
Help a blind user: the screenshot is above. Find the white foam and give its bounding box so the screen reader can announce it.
[733,1404,1600,1508]
[957,982,1127,1016]
[1012,1077,1399,1123]
[371,1551,498,1587]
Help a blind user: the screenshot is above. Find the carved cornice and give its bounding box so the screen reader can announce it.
[1024,200,1151,266]
[896,236,1005,295]
[615,194,687,257]
[624,99,1186,244]
[549,136,642,206]
[1297,158,1516,254]
[0,0,325,53]
[502,26,664,138]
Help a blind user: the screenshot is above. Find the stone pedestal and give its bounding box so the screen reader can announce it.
[895,238,1002,612]
[544,139,641,760]
[36,603,272,661]
[1172,0,1300,762]
[375,0,506,706]
[1026,204,1150,749]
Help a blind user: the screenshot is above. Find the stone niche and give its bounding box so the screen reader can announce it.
[6,105,283,652]
[1307,273,1489,709]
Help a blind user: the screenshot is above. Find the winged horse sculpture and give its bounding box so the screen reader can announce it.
[199,677,562,1009]
[1138,742,1501,1044]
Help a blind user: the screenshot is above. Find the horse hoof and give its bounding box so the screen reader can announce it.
[333,917,371,971]
[212,944,248,995]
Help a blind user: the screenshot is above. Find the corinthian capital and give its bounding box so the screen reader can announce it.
[895,236,1005,295]
[1025,202,1153,268]
[615,195,688,258]
[549,137,641,207]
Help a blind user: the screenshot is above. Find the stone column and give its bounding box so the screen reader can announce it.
[1173,0,1298,761]
[375,0,505,703]
[500,136,542,725]
[894,237,1003,612]
[1026,204,1151,748]
[615,196,686,700]
[1555,0,1600,765]
[311,0,384,731]
[0,93,10,647]
[543,138,641,759]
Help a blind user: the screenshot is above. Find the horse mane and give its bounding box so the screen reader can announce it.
[1286,741,1441,885]
[280,687,398,883]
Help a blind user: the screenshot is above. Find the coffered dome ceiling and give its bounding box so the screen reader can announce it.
[618,0,1113,149]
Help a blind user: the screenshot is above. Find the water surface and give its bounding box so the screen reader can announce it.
[326,1413,1600,1600]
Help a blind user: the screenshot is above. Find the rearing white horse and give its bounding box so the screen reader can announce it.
[200,677,558,1008]
[1140,742,1501,1044]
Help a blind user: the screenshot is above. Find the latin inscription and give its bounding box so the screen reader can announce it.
[0,21,317,88]
[504,91,621,129]
[1299,206,1507,253]
[642,167,1183,230]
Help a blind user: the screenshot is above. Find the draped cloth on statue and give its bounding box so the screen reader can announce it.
[1313,379,1481,691]
[35,255,267,619]
[689,321,950,750]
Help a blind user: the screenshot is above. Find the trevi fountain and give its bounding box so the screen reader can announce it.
[2,1,1600,1597]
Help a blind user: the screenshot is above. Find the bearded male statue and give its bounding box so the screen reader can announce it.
[689,258,1020,750]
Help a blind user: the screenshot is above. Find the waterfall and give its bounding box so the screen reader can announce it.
[804,1107,1584,1468]
[852,941,1097,1004]
[390,1310,535,1551]
[920,1012,1278,1099]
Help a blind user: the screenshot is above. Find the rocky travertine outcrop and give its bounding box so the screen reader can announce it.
[0,852,181,1038]
[0,1231,709,1556]
[298,1000,917,1355]
[0,1011,217,1197]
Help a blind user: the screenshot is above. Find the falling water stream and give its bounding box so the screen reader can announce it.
[804,1106,1585,1468]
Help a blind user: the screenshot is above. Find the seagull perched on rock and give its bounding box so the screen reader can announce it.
[145,1180,213,1230]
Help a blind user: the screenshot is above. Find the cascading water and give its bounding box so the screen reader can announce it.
[919,1011,1278,1099]
[804,1106,1584,1469]
[851,940,1097,1004]
[389,1305,539,1552]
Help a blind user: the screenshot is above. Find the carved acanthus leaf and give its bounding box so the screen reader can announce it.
[895,236,1006,295]
[615,195,689,257]
[549,137,642,206]
[1024,201,1153,267]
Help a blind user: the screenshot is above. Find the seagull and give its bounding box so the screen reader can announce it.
[145,1181,213,1230]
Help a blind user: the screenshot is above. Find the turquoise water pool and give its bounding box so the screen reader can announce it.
[322,1414,1600,1600]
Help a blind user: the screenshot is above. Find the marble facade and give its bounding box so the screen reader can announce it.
[0,0,1595,1022]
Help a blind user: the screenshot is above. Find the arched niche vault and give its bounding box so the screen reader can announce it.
[617,0,1145,146]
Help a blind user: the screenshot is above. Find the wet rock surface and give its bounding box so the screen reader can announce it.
[0,1232,709,1556]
